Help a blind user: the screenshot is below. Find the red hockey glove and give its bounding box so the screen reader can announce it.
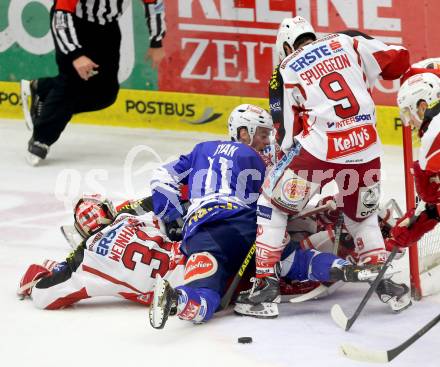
[17,263,52,298]
[413,161,440,204]
[390,208,439,248]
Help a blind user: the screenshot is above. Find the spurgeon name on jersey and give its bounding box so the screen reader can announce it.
[279,31,409,164]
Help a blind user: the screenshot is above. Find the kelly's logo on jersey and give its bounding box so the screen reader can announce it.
[327,125,377,160]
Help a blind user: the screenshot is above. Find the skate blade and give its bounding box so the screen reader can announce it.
[234,302,279,319]
[25,152,42,167]
[149,276,168,329]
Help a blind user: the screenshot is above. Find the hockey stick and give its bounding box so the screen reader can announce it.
[60,225,84,249]
[331,246,398,331]
[340,313,440,363]
[220,201,337,310]
[288,280,344,303]
[291,200,337,220]
[219,242,256,310]
[333,211,344,255]
[331,211,420,331]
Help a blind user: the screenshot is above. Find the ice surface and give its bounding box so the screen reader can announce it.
[1,119,439,367]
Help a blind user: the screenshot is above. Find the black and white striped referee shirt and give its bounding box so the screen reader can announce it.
[53,0,165,59]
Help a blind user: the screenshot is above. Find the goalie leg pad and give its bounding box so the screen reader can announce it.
[256,195,289,276]
[175,286,220,323]
[343,214,386,264]
[270,168,320,215]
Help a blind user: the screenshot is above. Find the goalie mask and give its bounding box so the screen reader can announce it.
[397,72,440,132]
[228,104,273,145]
[74,194,116,238]
[276,16,316,61]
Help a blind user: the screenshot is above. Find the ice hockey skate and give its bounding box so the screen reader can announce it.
[26,138,49,166]
[149,276,179,329]
[376,278,412,313]
[234,275,281,318]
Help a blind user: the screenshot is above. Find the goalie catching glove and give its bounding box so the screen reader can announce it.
[74,194,117,238]
[390,204,440,247]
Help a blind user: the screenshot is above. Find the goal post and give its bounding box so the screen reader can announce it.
[402,123,440,299]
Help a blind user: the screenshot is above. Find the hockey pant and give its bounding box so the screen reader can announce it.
[32,9,120,146]
[175,210,257,323]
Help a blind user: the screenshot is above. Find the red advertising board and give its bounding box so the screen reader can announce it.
[160,0,440,106]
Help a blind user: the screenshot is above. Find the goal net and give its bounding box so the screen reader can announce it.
[402,124,440,299]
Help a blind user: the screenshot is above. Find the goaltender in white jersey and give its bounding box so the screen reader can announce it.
[19,212,185,309]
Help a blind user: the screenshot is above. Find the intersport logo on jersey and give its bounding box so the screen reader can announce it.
[327,125,377,160]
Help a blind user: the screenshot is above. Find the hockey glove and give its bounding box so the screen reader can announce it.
[413,161,440,204]
[17,260,57,298]
[165,217,184,241]
[390,207,440,248]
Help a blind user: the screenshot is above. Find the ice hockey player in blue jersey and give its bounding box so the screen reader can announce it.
[148,104,273,327]
[148,104,397,327]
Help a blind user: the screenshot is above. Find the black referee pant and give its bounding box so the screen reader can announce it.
[32,11,121,146]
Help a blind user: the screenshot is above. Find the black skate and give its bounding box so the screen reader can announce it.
[27,138,49,166]
[234,276,281,319]
[376,278,412,313]
[330,262,399,283]
[149,276,179,329]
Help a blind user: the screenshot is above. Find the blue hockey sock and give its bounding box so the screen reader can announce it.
[175,285,220,323]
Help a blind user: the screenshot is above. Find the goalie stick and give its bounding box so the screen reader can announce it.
[287,280,344,303]
[340,313,440,363]
[60,225,83,249]
[219,200,337,310]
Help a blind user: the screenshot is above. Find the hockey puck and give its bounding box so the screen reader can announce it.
[238,337,253,344]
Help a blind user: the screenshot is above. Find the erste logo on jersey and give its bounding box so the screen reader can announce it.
[290,45,332,72]
[326,125,377,160]
[183,252,218,283]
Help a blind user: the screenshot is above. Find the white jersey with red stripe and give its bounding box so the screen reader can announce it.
[419,113,440,172]
[279,31,409,164]
[31,212,185,309]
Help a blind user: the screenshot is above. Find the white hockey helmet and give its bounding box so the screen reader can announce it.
[397,72,440,129]
[411,57,440,70]
[276,16,316,61]
[228,104,273,144]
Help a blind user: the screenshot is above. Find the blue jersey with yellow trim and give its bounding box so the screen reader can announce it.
[151,140,266,238]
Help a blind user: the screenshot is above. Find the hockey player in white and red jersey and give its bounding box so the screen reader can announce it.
[235,17,411,317]
[391,66,440,248]
[17,197,185,309]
